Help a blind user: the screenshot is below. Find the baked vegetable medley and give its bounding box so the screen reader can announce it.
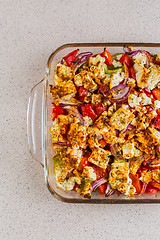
[50,46,160,198]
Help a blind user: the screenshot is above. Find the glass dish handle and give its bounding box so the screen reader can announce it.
[27,78,45,166]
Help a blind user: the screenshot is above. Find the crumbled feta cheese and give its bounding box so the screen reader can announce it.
[133,52,147,67]
[110,72,124,89]
[128,94,142,108]
[82,166,97,181]
[122,104,129,110]
[139,93,152,105]
[112,60,122,68]
[134,62,160,90]
[122,141,142,159]
[89,54,105,66]
[83,116,93,127]
[154,100,160,109]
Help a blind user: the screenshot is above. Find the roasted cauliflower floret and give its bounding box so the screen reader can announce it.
[110,72,125,89]
[50,119,64,143]
[68,123,87,149]
[74,71,97,91]
[134,62,160,90]
[82,166,97,181]
[122,140,142,159]
[56,63,73,80]
[57,114,74,126]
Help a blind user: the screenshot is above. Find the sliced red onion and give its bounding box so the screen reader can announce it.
[130,50,152,68]
[107,165,111,173]
[105,183,115,197]
[141,182,147,194]
[123,45,137,54]
[116,190,121,196]
[74,52,93,63]
[91,178,107,193]
[63,105,84,125]
[110,84,130,102]
[73,53,93,73]
[98,85,110,98]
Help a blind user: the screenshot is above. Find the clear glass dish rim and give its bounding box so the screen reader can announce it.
[44,42,160,203]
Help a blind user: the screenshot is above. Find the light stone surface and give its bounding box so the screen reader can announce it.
[1,0,160,239]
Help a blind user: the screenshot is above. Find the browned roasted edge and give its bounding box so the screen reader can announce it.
[46,179,160,204]
[47,42,160,70]
[45,43,160,204]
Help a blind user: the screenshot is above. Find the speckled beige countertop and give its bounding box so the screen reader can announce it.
[1,0,160,239]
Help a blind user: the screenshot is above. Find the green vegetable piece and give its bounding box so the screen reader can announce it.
[106,68,123,74]
[111,53,124,60]
[53,155,61,172]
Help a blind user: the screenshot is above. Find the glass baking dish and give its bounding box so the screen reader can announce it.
[27,43,160,203]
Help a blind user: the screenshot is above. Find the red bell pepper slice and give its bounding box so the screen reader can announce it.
[157,109,160,116]
[152,88,160,100]
[81,104,97,120]
[119,54,134,68]
[78,86,88,101]
[93,103,104,116]
[100,49,113,66]
[73,183,80,191]
[52,104,65,120]
[149,182,160,190]
[145,182,160,194]
[99,183,107,194]
[92,165,108,180]
[63,49,78,67]
[79,155,90,171]
[145,187,159,194]
[129,173,141,194]
[139,89,156,103]
[129,66,136,79]
[61,124,69,139]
